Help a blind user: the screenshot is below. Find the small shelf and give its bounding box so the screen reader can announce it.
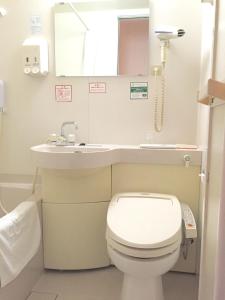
[198,79,225,105]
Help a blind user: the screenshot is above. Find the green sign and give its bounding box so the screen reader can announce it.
[130,82,148,100]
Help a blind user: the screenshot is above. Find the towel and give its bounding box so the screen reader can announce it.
[0,197,41,287]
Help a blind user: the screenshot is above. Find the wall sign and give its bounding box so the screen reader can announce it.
[89,82,106,93]
[55,85,72,102]
[130,82,148,100]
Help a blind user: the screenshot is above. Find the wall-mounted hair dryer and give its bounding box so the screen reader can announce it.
[153,26,185,133]
[155,26,185,66]
[155,26,185,41]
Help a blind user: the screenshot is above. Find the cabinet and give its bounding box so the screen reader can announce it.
[41,167,111,269]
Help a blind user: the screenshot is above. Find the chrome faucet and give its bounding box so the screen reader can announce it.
[60,121,78,144]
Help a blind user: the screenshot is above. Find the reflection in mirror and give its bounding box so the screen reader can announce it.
[54,1,149,77]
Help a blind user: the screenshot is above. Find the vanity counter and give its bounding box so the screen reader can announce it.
[31,144,202,169]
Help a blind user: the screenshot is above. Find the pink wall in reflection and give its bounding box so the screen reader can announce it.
[118,18,149,76]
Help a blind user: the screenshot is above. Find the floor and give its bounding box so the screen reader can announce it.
[27,267,198,300]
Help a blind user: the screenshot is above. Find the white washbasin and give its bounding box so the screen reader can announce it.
[30,144,119,169]
[30,144,202,169]
[36,144,111,153]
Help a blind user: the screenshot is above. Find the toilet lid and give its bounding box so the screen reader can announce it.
[107,193,182,249]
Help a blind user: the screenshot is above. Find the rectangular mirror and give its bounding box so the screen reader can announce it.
[54,0,150,77]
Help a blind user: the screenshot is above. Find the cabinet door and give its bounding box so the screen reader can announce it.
[43,202,110,270]
[41,167,111,204]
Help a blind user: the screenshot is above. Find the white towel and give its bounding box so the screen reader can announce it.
[0,197,41,287]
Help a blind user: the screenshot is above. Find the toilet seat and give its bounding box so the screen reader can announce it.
[106,193,182,258]
[106,229,182,258]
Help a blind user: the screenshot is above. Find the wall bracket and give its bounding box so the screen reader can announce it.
[198,79,225,105]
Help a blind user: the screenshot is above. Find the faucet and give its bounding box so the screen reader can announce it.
[60,121,78,144]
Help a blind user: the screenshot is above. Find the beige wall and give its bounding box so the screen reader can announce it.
[0,0,201,176]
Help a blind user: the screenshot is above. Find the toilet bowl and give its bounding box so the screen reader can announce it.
[106,193,183,300]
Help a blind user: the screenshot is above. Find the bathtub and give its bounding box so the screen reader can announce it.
[0,182,43,300]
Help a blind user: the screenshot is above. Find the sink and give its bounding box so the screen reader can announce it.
[30,144,119,169]
[34,144,111,153]
[30,144,202,169]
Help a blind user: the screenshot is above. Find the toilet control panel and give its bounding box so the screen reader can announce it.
[181,203,197,239]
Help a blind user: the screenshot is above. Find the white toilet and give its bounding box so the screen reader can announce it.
[106,193,183,300]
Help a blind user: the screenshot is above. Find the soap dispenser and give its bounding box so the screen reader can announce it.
[22,37,48,76]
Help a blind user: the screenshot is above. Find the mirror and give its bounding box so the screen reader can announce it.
[54,0,149,77]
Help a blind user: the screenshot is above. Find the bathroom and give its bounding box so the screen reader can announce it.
[0,0,225,299]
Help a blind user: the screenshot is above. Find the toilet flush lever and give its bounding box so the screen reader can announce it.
[183,154,191,168]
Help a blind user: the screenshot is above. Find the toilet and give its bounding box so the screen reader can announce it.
[106,193,183,300]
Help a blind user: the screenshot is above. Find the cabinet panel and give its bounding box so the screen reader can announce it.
[43,202,110,269]
[41,167,111,203]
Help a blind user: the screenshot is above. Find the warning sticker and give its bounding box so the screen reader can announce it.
[89,82,106,93]
[55,85,72,102]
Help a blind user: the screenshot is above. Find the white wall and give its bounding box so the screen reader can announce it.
[198,0,225,299]
[196,1,214,279]
[0,0,201,175]
[196,4,213,149]
[199,106,225,300]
